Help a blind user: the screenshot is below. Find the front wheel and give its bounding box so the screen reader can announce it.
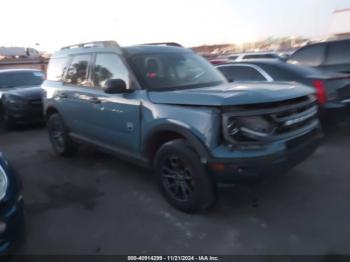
[47,113,77,157]
[1,108,16,130]
[154,139,216,213]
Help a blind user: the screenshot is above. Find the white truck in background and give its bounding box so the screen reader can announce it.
[0,47,41,58]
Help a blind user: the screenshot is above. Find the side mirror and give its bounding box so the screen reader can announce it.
[104,79,131,94]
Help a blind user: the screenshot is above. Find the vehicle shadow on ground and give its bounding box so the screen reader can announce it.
[57,117,350,218]
[322,117,350,144]
[0,122,46,135]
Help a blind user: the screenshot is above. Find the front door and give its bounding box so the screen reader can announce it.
[89,53,141,154]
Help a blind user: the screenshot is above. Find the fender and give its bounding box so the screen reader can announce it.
[143,120,211,164]
[44,101,60,118]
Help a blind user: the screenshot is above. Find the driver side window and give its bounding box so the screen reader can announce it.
[93,53,130,89]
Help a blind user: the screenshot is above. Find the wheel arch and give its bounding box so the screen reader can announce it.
[143,122,211,166]
[45,105,60,121]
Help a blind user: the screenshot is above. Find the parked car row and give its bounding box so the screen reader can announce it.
[0,69,45,129]
[211,38,350,74]
[216,60,350,121]
[287,38,350,74]
[0,39,348,253]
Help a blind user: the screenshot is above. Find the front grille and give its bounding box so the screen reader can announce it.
[29,99,43,108]
[271,103,318,135]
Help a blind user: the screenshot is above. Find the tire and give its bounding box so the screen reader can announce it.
[154,139,216,213]
[47,113,77,157]
[0,108,16,130]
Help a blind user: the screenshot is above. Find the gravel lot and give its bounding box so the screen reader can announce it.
[1,121,350,255]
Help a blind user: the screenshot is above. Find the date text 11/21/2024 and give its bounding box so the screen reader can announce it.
[127,256,220,261]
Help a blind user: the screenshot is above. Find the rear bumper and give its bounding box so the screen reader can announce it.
[0,194,24,254]
[208,127,323,183]
[319,101,350,122]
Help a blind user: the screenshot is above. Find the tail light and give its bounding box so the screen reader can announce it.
[312,80,327,105]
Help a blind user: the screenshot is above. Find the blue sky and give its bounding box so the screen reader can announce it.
[0,0,349,51]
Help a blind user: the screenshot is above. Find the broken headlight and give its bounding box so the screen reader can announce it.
[223,115,275,144]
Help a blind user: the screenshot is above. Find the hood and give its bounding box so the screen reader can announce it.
[148,82,315,106]
[0,85,42,100]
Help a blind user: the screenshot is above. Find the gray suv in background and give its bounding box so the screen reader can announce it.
[288,39,350,74]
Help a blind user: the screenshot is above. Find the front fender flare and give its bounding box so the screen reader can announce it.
[143,120,211,164]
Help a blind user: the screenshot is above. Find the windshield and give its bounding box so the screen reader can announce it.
[127,52,227,90]
[0,71,44,89]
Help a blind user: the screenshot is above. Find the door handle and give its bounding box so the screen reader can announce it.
[88,97,101,104]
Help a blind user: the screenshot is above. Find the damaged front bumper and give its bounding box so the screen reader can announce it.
[208,126,323,183]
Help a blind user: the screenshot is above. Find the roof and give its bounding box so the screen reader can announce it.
[0,68,43,74]
[228,52,277,56]
[334,8,350,14]
[122,45,191,56]
[52,44,190,58]
[227,59,283,65]
[290,38,350,51]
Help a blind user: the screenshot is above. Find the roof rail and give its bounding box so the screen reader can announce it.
[142,42,183,47]
[60,40,120,50]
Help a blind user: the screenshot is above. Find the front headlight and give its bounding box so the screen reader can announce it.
[0,165,8,201]
[5,95,28,107]
[223,115,275,144]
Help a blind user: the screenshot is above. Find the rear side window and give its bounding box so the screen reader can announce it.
[262,63,322,81]
[288,44,326,66]
[228,55,238,60]
[243,54,277,59]
[47,57,69,81]
[326,41,350,65]
[64,54,91,86]
[218,66,267,81]
[93,53,129,88]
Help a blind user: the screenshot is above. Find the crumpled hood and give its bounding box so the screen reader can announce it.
[148,82,315,106]
[0,85,42,100]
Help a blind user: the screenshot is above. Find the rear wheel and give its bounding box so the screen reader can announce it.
[154,139,216,213]
[47,113,77,157]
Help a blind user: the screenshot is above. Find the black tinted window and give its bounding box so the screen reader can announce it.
[228,55,238,60]
[262,63,322,80]
[127,53,225,90]
[288,44,326,66]
[64,54,91,86]
[47,57,69,81]
[93,53,129,88]
[326,41,350,65]
[0,71,44,89]
[243,54,277,59]
[218,66,266,81]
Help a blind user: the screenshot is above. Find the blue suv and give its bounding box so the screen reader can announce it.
[42,41,322,212]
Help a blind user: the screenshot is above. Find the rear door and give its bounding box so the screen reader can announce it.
[324,40,350,74]
[58,53,99,139]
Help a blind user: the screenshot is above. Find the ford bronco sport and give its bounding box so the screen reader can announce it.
[42,41,322,212]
